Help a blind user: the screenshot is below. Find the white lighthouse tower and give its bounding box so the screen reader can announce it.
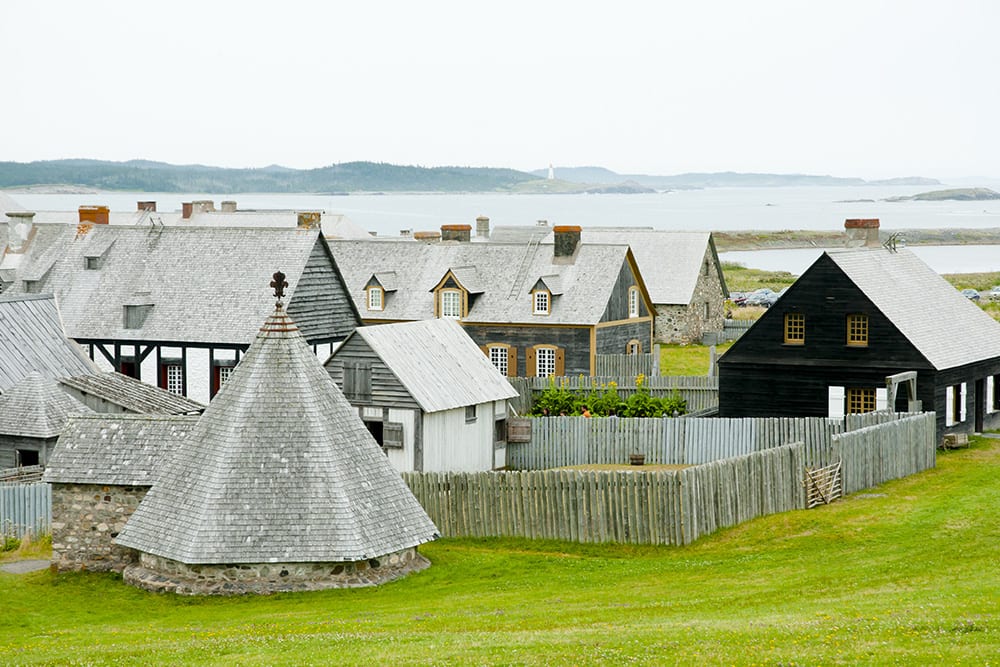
[547,164,555,180]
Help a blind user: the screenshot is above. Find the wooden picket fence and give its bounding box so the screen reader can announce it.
[509,375,719,416]
[403,443,805,546]
[594,348,660,377]
[0,482,51,539]
[832,412,937,495]
[506,412,921,471]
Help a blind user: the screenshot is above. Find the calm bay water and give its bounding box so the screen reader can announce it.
[11,186,1000,274]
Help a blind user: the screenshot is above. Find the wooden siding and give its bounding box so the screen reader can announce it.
[286,236,362,343]
[0,482,50,539]
[463,325,592,377]
[0,435,56,469]
[325,335,421,411]
[600,257,650,322]
[595,319,652,356]
[421,403,499,472]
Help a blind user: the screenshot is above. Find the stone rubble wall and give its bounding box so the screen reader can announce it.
[653,246,727,344]
[50,483,148,572]
[124,547,429,595]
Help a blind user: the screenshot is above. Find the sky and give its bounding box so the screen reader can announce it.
[3,1,999,179]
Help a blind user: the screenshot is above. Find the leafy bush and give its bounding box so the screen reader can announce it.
[530,374,686,417]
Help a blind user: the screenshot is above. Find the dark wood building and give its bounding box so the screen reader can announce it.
[328,225,655,377]
[718,247,1000,440]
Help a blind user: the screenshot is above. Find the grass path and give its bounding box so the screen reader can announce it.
[2,440,999,665]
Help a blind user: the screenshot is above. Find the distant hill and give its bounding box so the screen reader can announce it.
[531,167,942,189]
[885,187,1000,202]
[0,159,538,193]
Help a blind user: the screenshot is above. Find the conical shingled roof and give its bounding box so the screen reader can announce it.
[0,372,92,438]
[115,304,438,564]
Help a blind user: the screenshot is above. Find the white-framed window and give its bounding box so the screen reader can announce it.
[946,383,967,426]
[989,376,998,414]
[218,365,234,386]
[628,287,640,318]
[367,287,384,311]
[165,364,184,395]
[626,339,641,355]
[440,290,462,319]
[537,347,556,377]
[533,290,550,315]
[489,346,509,376]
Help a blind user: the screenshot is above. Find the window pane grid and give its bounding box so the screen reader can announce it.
[368,288,383,311]
[166,365,183,395]
[847,314,868,346]
[537,348,556,377]
[784,313,805,344]
[489,346,508,375]
[846,387,876,414]
[534,291,549,314]
[218,366,234,387]
[628,288,639,318]
[441,291,461,318]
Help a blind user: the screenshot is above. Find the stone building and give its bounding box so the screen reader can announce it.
[105,279,438,594]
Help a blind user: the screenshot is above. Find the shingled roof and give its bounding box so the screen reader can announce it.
[0,294,98,391]
[59,372,205,415]
[42,414,197,486]
[115,301,438,564]
[825,248,1000,370]
[329,239,638,325]
[5,225,360,345]
[0,373,92,438]
[343,319,519,413]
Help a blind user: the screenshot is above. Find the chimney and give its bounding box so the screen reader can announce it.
[441,224,471,243]
[191,200,215,213]
[6,211,35,252]
[413,231,441,243]
[399,229,412,237]
[181,202,193,219]
[79,205,110,225]
[297,211,321,229]
[476,215,490,239]
[536,219,549,227]
[137,201,156,212]
[553,225,582,258]
[221,200,237,213]
[845,218,880,248]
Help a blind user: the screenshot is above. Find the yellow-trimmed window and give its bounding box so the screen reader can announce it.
[367,286,384,311]
[847,314,868,347]
[628,286,640,318]
[846,387,876,414]
[439,289,463,319]
[626,339,642,355]
[784,312,805,345]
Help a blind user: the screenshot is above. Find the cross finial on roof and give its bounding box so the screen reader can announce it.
[270,270,288,307]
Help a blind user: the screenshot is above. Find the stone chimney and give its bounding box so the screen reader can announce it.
[137,201,156,212]
[441,224,471,243]
[553,225,582,258]
[476,215,490,239]
[181,202,193,219]
[79,205,109,225]
[845,218,880,248]
[191,200,215,214]
[399,229,412,237]
[221,201,238,213]
[6,211,35,252]
[297,212,321,230]
[413,231,441,243]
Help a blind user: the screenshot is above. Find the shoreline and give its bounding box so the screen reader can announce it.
[713,228,1000,251]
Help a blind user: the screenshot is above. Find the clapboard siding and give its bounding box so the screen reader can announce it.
[595,320,652,356]
[287,237,361,342]
[0,436,57,469]
[324,334,421,410]
[0,482,50,538]
[463,325,592,377]
[601,256,650,322]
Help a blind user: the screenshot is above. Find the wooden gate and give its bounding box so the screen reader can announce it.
[804,460,842,508]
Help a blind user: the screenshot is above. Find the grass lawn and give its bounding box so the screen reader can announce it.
[659,342,732,376]
[3,439,999,665]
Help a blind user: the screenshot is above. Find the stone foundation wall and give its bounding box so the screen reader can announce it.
[50,483,148,572]
[124,547,429,595]
[654,247,727,344]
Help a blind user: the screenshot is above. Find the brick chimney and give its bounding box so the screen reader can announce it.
[845,218,880,248]
[553,225,582,258]
[221,201,237,213]
[79,205,110,225]
[476,215,490,239]
[413,231,441,243]
[137,201,156,212]
[181,202,193,219]
[297,212,321,230]
[6,211,35,252]
[441,224,471,243]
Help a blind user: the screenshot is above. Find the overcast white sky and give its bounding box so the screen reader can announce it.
[3,1,997,179]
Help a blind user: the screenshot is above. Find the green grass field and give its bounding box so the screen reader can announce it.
[3,439,999,665]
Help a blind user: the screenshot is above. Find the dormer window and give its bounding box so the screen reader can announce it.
[533,289,550,315]
[85,256,102,270]
[440,289,462,319]
[628,286,640,318]
[367,286,384,311]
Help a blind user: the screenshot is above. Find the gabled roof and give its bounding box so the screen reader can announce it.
[5,226,358,345]
[0,373,92,438]
[329,239,637,325]
[59,372,205,415]
[0,294,98,391]
[115,304,437,564]
[42,414,197,486]
[825,248,1000,370]
[342,319,519,413]
[540,229,724,304]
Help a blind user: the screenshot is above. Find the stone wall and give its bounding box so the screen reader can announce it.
[653,246,727,344]
[50,483,148,572]
[124,547,430,595]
